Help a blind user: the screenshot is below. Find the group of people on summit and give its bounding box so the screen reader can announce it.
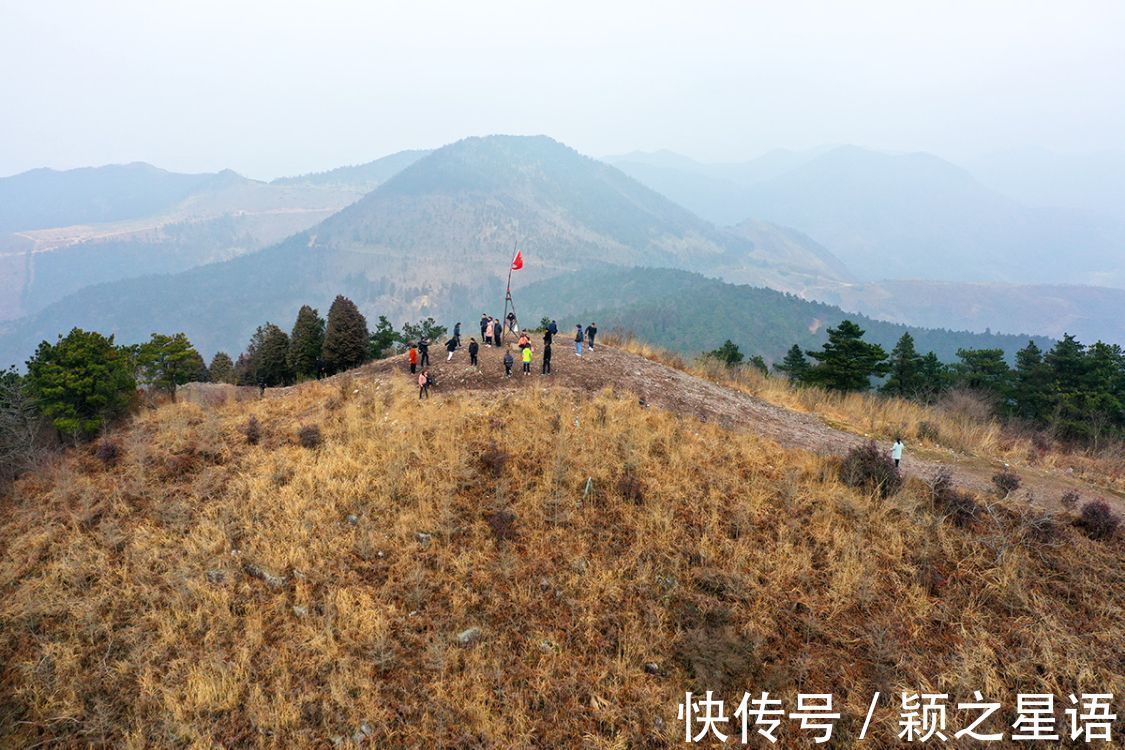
[411,314,598,397]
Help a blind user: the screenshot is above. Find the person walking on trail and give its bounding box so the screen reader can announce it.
[418,337,430,367]
[484,319,495,347]
[585,322,598,351]
[521,344,533,375]
[891,437,904,468]
[445,337,457,362]
[541,340,552,375]
[407,344,419,374]
[418,369,431,399]
[574,325,584,356]
[453,322,462,349]
[503,351,514,378]
[468,338,479,367]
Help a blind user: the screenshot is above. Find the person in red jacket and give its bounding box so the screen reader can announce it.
[407,344,419,374]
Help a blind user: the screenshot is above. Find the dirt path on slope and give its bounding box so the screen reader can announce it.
[262,342,1123,513]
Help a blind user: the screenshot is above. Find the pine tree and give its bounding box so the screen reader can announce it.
[1012,340,1052,423]
[954,348,1011,398]
[805,320,889,392]
[323,296,370,374]
[917,352,952,402]
[705,340,744,367]
[287,305,325,380]
[237,323,292,386]
[881,332,925,397]
[369,315,401,359]
[774,344,811,383]
[25,328,136,437]
[208,352,235,384]
[136,332,203,400]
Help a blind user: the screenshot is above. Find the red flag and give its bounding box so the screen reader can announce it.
[511,249,524,270]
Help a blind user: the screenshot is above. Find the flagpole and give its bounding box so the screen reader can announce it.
[503,240,516,330]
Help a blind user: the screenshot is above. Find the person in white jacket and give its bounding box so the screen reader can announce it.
[891,437,904,468]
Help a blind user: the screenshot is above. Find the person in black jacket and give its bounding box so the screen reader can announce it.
[480,313,489,342]
[548,319,558,336]
[585,322,598,351]
[418,337,430,367]
[453,322,462,349]
[541,341,552,375]
[468,338,480,366]
[503,351,514,378]
[445,337,457,361]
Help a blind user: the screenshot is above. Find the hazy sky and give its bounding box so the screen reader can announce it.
[2,0,1123,179]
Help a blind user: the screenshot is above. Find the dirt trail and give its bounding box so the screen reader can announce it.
[240,341,1122,513]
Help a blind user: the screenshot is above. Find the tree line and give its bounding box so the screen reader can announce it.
[711,319,1125,449]
[2,294,448,449]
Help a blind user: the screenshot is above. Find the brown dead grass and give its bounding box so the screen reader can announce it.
[609,334,1125,496]
[0,377,1122,748]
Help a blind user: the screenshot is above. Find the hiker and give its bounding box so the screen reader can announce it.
[484,318,495,347]
[407,343,419,374]
[518,332,530,350]
[541,340,552,375]
[494,317,503,347]
[480,314,489,343]
[574,325,584,356]
[418,369,430,399]
[548,319,558,336]
[445,337,457,361]
[522,344,533,375]
[586,322,598,350]
[316,357,326,380]
[506,311,518,333]
[468,338,479,366]
[418,337,430,367]
[543,326,553,346]
[258,379,266,398]
[891,437,904,468]
[503,350,514,378]
[453,322,462,348]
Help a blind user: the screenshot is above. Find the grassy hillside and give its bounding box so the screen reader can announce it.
[518,267,1054,362]
[1,369,1121,747]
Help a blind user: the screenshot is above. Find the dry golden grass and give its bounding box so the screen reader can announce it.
[608,334,1125,496]
[1,375,1122,748]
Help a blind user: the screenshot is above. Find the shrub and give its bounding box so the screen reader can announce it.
[479,443,509,477]
[1075,500,1120,541]
[839,441,902,498]
[917,420,941,443]
[95,438,121,467]
[483,510,517,543]
[244,416,261,445]
[1060,490,1081,511]
[928,468,979,528]
[297,424,323,449]
[991,468,1021,496]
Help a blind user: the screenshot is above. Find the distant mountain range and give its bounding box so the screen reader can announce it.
[610,146,1125,287]
[0,135,1121,369]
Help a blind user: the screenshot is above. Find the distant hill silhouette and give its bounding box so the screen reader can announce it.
[271,149,432,190]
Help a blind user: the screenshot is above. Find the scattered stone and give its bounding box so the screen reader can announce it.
[329,736,344,746]
[644,662,662,675]
[415,531,432,547]
[570,558,588,575]
[351,722,373,743]
[538,578,551,592]
[242,561,287,589]
[346,514,359,525]
[539,639,559,653]
[206,569,226,584]
[292,605,308,617]
[456,627,482,645]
